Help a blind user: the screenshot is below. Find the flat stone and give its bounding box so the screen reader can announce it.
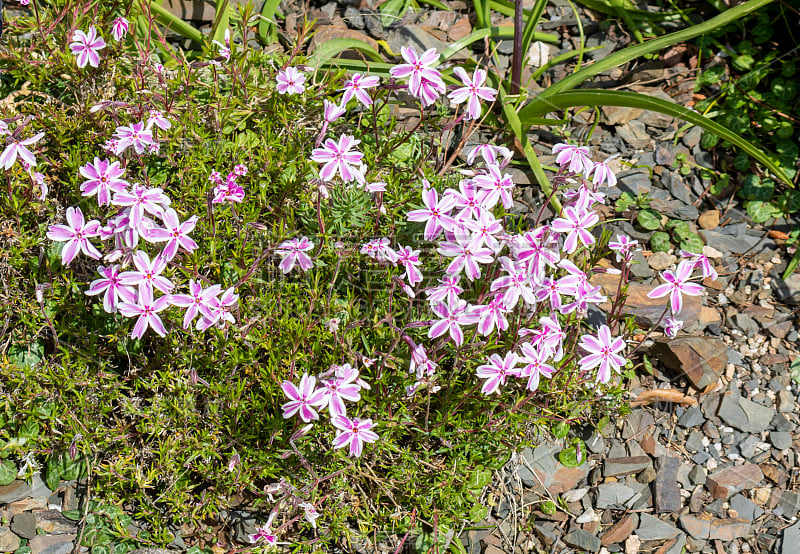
[34,510,76,535]
[637,467,657,484]
[648,252,676,271]
[783,520,800,554]
[563,529,601,552]
[678,406,705,428]
[592,274,702,328]
[651,337,726,390]
[654,456,681,513]
[761,464,789,487]
[706,464,763,500]
[309,26,380,55]
[602,105,644,126]
[777,390,795,413]
[596,482,636,509]
[729,494,763,522]
[718,390,776,433]
[771,271,800,304]
[0,527,20,553]
[28,534,76,554]
[688,465,706,486]
[601,514,637,546]
[685,431,704,453]
[10,512,36,539]
[776,489,800,518]
[637,513,680,541]
[562,487,589,503]
[0,481,32,504]
[517,446,588,494]
[649,198,699,221]
[770,431,792,450]
[533,522,559,549]
[603,456,653,478]
[679,513,750,541]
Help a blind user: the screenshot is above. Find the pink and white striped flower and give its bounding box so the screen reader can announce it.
[550,206,599,254]
[85,264,136,313]
[476,352,519,395]
[69,26,106,68]
[0,130,45,170]
[407,184,457,241]
[389,47,445,105]
[428,299,478,346]
[276,66,306,95]
[113,122,155,155]
[281,373,327,423]
[118,285,172,339]
[276,236,314,273]
[448,67,497,120]
[473,164,515,210]
[79,157,129,206]
[310,134,364,183]
[46,206,102,265]
[112,17,129,41]
[341,73,380,107]
[145,208,198,261]
[332,416,379,457]
[647,260,704,315]
[170,280,222,329]
[577,325,627,384]
[119,250,174,293]
[518,343,556,391]
[552,143,593,175]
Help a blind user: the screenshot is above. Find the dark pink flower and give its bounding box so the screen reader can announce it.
[79,157,129,206]
[647,260,704,315]
[85,264,136,313]
[281,373,327,422]
[332,415,379,457]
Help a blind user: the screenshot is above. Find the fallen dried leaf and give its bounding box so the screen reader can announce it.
[768,230,789,240]
[631,389,697,407]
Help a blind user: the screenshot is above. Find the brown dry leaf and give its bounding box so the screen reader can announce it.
[768,230,790,240]
[631,389,697,407]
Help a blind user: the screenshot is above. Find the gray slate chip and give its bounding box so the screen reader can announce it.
[637,513,680,541]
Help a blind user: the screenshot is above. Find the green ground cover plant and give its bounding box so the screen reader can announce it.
[0,0,770,551]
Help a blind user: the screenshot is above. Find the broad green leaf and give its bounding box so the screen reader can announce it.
[790,358,800,384]
[467,467,492,490]
[62,510,82,521]
[419,0,451,9]
[519,0,775,121]
[680,233,704,253]
[0,460,17,485]
[540,500,557,514]
[666,219,691,239]
[553,422,570,439]
[558,442,586,467]
[468,503,488,522]
[637,208,661,230]
[45,458,61,490]
[8,341,44,369]
[744,200,781,223]
[740,175,774,201]
[309,38,383,67]
[650,231,671,252]
[520,89,792,186]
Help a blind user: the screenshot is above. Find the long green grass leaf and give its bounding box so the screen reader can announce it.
[495,84,562,213]
[524,89,792,186]
[258,0,282,44]
[519,0,774,120]
[309,38,384,67]
[211,0,230,44]
[136,0,205,43]
[573,0,682,20]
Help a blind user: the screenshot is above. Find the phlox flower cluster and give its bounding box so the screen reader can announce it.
[280,364,377,458]
[209,164,247,204]
[391,140,658,394]
[46,151,238,339]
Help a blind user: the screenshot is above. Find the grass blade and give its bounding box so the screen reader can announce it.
[136,0,205,44]
[519,0,774,121]
[258,0,282,44]
[523,89,792,186]
[308,38,384,67]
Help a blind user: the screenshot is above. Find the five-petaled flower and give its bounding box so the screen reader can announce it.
[448,67,497,120]
[70,26,106,68]
[277,66,306,95]
[552,143,593,175]
[0,130,45,170]
[389,47,444,106]
[276,237,314,273]
[341,73,380,107]
[281,373,327,422]
[476,352,519,395]
[647,260,704,315]
[332,415,379,457]
[79,157,129,206]
[550,206,599,254]
[310,134,364,183]
[46,206,102,265]
[118,285,172,339]
[578,325,627,384]
[85,265,136,313]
